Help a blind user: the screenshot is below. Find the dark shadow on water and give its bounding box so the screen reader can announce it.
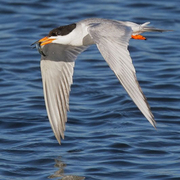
[49,158,85,180]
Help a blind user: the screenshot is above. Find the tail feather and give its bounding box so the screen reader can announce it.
[122,21,171,35]
[141,22,169,33]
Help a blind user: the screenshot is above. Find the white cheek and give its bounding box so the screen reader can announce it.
[52,26,87,46]
[52,36,72,45]
[50,29,80,46]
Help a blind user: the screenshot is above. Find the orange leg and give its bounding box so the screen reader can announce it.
[131,35,147,40]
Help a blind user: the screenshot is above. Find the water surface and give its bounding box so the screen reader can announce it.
[0,0,180,179]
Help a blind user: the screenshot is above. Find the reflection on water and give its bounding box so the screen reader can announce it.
[49,158,85,180]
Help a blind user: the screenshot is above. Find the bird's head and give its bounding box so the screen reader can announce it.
[38,23,77,46]
[32,23,77,55]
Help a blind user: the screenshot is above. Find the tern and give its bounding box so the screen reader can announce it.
[33,18,167,144]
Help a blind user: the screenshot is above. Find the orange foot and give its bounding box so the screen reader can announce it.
[131,35,147,40]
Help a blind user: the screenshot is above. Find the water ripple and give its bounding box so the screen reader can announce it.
[0,0,180,180]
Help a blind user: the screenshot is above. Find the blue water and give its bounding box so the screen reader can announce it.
[0,0,180,179]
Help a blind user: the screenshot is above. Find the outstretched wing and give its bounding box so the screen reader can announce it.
[40,43,87,144]
[87,20,156,127]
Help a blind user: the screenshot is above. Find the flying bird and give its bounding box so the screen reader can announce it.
[33,18,167,144]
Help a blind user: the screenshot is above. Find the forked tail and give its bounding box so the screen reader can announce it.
[141,22,168,33]
[130,22,170,40]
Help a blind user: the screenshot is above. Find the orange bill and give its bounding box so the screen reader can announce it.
[38,36,56,46]
[131,35,146,40]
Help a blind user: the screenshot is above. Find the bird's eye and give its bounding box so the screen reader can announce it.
[48,29,62,37]
[50,31,58,36]
[48,23,76,37]
[56,31,61,35]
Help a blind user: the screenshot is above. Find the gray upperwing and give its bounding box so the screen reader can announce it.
[87,21,156,127]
